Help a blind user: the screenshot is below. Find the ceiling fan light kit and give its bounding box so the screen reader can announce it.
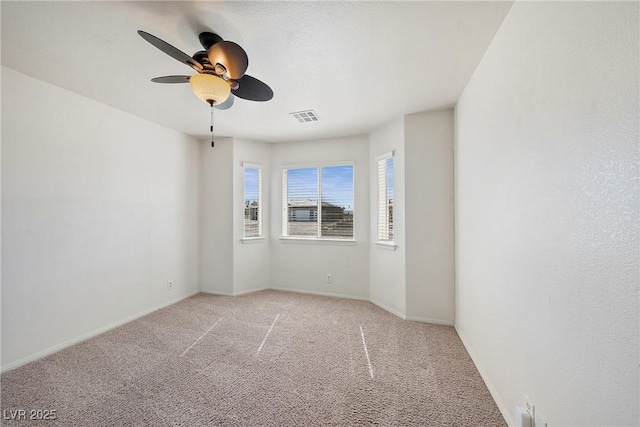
[189,73,231,105]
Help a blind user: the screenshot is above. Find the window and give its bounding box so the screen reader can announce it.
[243,163,262,238]
[282,164,354,240]
[377,153,394,242]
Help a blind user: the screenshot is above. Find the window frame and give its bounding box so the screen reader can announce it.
[375,151,395,249]
[281,161,356,243]
[243,162,264,241]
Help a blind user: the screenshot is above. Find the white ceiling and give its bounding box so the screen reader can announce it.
[1,1,512,143]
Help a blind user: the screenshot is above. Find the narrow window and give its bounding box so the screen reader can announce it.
[244,163,262,238]
[377,154,394,242]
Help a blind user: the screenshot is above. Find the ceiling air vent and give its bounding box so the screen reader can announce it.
[290,110,320,123]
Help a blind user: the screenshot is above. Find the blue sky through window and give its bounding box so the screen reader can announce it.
[386,157,394,201]
[286,166,354,211]
[322,165,354,211]
[244,167,260,203]
[287,167,318,201]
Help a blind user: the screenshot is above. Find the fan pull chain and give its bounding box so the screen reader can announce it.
[210,101,215,148]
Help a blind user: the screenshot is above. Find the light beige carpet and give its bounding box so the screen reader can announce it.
[1,290,506,426]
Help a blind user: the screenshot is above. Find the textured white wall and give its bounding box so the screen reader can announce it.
[270,136,370,299]
[199,137,234,295]
[233,138,271,295]
[455,2,639,426]
[404,109,455,325]
[369,119,406,316]
[1,67,201,369]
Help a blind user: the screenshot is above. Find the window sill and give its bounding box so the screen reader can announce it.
[279,237,357,246]
[375,241,397,251]
[241,237,266,244]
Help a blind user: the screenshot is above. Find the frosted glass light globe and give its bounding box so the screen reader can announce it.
[189,74,231,105]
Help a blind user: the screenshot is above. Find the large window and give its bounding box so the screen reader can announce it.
[376,153,394,242]
[282,163,354,240]
[244,163,262,238]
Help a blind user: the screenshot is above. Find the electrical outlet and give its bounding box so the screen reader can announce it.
[167,281,174,290]
[326,274,333,283]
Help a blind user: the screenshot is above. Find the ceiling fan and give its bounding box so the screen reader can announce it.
[138,30,273,108]
[138,30,273,146]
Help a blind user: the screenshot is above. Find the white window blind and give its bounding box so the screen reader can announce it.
[377,154,394,242]
[282,164,354,239]
[244,164,262,238]
[283,167,318,237]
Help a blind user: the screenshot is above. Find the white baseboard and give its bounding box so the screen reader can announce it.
[233,287,270,296]
[369,298,407,319]
[1,291,200,374]
[201,287,269,297]
[455,325,513,427]
[200,289,233,296]
[270,287,369,301]
[406,315,454,326]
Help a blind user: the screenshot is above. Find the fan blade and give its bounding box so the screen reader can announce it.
[232,75,273,101]
[199,32,223,51]
[138,30,203,72]
[208,41,248,80]
[214,94,235,110]
[151,75,191,84]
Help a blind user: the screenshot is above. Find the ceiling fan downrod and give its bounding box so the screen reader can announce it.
[209,100,215,148]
